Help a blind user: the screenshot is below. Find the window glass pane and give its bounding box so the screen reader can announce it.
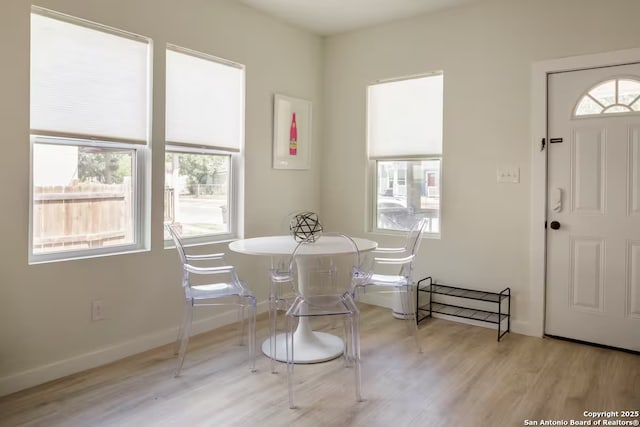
[165,152,230,238]
[632,100,640,112]
[368,74,443,158]
[575,95,603,116]
[618,79,640,105]
[588,80,616,107]
[30,11,149,141]
[376,159,440,233]
[32,143,135,254]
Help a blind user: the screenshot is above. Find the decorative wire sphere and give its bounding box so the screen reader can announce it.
[289,211,323,242]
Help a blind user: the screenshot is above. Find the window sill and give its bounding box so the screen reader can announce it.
[29,246,150,265]
[163,235,237,250]
[367,229,441,240]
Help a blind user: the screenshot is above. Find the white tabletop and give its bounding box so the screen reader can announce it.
[229,235,377,256]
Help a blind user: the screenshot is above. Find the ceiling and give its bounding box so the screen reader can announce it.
[237,0,481,36]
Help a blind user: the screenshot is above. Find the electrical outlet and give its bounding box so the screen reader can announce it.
[497,166,520,183]
[91,300,104,321]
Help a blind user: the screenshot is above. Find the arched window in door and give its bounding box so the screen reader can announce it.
[574,77,640,117]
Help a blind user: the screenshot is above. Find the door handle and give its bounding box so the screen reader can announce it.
[550,221,561,230]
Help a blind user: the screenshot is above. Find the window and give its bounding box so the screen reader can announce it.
[367,73,443,234]
[30,7,151,262]
[575,77,640,116]
[165,45,244,242]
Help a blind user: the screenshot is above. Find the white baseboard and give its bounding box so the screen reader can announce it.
[423,314,534,337]
[356,292,393,309]
[511,319,537,337]
[0,301,269,397]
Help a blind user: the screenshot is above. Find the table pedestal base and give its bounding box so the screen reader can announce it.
[261,331,344,364]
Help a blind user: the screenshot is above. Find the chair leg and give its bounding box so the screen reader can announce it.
[286,314,296,409]
[347,286,363,358]
[408,286,422,353]
[397,287,412,335]
[269,297,279,373]
[174,300,193,377]
[247,301,257,373]
[400,286,422,353]
[237,304,245,346]
[342,315,353,367]
[351,312,363,402]
[174,299,191,356]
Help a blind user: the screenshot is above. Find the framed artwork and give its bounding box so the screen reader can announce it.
[273,94,312,169]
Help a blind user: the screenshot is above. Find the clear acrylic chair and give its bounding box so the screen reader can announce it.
[266,211,306,374]
[352,218,427,353]
[285,233,363,409]
[166,223,257,377]
[267,212,353,374]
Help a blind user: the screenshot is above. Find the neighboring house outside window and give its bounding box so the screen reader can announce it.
[29,7,151,263]
[164,45,244,243]
[367,73,443,235]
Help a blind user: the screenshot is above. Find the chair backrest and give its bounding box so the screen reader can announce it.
[289,233,361,299]
[166,223,188,266]
[271,210,310,278]
[165,223,246,297]
[165,223,193,290]
[405,217,428,257]
[395,218,427,279]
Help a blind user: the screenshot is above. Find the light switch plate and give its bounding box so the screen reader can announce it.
[497,167,520,183]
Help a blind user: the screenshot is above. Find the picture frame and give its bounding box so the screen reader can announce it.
[273,94,312,169]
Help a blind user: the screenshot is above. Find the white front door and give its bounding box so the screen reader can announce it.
[546,63,640,352]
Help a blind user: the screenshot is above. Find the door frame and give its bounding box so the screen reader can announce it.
[530,47,640,337]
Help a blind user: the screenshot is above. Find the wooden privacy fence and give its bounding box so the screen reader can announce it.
[33,179,132,253]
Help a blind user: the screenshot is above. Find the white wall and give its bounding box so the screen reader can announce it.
[321,0,640,332]
[0,0,323,395]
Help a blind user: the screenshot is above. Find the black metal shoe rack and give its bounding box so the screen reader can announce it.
[416,276,510,341]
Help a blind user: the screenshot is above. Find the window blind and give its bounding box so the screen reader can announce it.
[30,10,150,143]
[367,74,443,159]
[166,47,244,151]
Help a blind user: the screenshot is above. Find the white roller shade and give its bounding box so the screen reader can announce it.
[368,74,443,158]
[166,47,244,151]
[30,10,150,143]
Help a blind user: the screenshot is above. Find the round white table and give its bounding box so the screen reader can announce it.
[229,235,377,363]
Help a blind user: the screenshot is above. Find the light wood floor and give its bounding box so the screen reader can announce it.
[1,304,638,427]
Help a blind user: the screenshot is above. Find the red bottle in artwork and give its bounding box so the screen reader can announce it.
[289,113,298,156]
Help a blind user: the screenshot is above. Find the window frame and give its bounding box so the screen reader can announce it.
[366,72,443,237]
[164,144,240,245]
[29,137,150,264]
[163,44,245,246]
[368,157,443,237]
[28,7,152,264]
[573,75,640,118]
